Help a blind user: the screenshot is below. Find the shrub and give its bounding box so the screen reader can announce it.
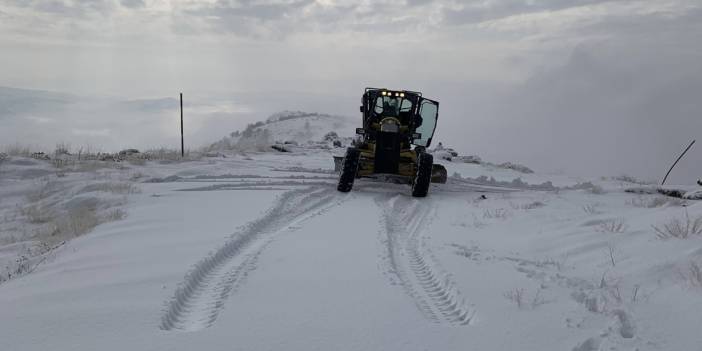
[689,261,702,287]
[483,208,510,219]
[597,219,627,233]
[61,205,100,238]
[504,288,546,309]
[652,209,702,239]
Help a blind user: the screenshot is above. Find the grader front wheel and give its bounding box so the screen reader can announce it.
[411,153,433,197]
[337,148,361,193]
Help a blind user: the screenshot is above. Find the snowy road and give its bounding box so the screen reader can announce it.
[2,155,702,351]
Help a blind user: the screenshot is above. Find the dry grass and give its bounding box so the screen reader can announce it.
[687,261,702,287]
[504,288,546,309]
[510,201,545,210]
[3,144,33,157]
[65,205,100,237]
[74,160,116,173]
[652,209,702,239]
[613,174,652,185]
[20,204,54,224]
[145,147,201,162]
[597,218,627,233]
[677,261,702,290]
[42,205,100,241]
[582,203,601,215]
[483,208,510,220]
[26,179,58,202]
[627,196,686,208]
[103,208,126,221]
[79,182,140,195]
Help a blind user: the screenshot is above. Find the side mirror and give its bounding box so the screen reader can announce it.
[359,105,364,113]
[412,132,421,140]
[356,128,365,135]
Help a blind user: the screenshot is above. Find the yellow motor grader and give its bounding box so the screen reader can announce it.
[337,88,447,197]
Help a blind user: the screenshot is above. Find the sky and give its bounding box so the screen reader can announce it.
[1,0,701,183]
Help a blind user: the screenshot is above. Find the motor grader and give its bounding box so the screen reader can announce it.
[337,88,447,197]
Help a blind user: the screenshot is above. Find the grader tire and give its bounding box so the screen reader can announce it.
[337,148,361,193]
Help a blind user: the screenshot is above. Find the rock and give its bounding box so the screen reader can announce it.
[271,144,290,152]
[455,155,481,164]
[31,152,50,160]
[118,149,140,156]
[683,189,702,200]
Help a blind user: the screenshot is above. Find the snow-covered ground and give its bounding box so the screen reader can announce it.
[2,113,702,351]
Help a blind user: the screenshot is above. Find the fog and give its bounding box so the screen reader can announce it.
[1,0,701,183]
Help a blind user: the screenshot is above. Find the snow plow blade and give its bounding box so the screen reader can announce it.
[335,155,446,184]
[431,164,447,184]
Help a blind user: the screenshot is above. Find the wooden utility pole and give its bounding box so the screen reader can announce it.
[180,93,184,158]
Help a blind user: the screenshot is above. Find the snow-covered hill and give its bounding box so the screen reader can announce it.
[1,119,702,351]
[208,111,356,152]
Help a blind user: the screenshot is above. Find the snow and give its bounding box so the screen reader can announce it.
[2,117,702,351]
[208,111,355,152]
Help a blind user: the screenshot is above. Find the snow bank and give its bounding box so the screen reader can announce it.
[449,173,556,191]
[430,142,533,173]
[625,186,702,200]
[208,111,355,152]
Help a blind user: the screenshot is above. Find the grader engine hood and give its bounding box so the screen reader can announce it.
[374,118,401,174]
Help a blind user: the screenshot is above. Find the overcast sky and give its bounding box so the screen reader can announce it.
[1,0,701,183]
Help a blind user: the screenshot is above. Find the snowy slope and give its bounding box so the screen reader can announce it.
[208,111,356,151]
[2,123,702,351]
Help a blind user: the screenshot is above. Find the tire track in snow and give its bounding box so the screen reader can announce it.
[160,187,344,331]
[377,195,476,325]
